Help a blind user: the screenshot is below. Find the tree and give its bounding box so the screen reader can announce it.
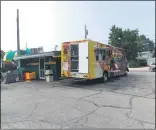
[139,35,155,52]
[108,25,155,60]
[108,25,140,60]
[108,25,123,47]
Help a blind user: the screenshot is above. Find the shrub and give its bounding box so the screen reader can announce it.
[129,60,140,68]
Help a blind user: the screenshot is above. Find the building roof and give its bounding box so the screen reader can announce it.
[14,51,61,61]
[63,39,124,51]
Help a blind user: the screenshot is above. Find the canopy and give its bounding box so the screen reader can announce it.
[3,51,18,62]
[3,47,32,62]
[26,48,31,54]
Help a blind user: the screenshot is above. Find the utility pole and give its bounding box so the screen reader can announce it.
[25,42,28,49]
[85,24,88,39]
[17,9,20,56]
[54,45,58,51]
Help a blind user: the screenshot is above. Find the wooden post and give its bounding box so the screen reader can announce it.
[17,9,20,56]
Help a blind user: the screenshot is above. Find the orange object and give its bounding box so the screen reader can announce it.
[25,73,31,80]
[29,73,33,79]
[32,72,36,79]
[24,72,36,81]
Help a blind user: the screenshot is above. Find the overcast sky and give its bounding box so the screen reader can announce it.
[1,1,155,52]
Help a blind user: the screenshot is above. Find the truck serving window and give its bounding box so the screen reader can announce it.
[71,44,78,56]
[95,49,106,61]
[70,44,79,72]
[95,49,99,61]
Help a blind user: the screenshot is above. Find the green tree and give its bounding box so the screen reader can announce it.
[108,25,123,47]
[108,25,140,61]
[139,35,154,52]
[123,29,140,60]
[108,25,155,61]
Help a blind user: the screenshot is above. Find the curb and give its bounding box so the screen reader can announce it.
[129,67,149,72]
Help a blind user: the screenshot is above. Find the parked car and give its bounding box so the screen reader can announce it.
[149,62,155,72]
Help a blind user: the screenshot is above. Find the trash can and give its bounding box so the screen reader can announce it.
[45,70,53,82]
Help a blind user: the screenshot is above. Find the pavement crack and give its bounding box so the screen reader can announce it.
[125,96,145,129]
[108,90,155,99]
[23,103,38,121]
[81,99,99,107]
[101,105,130,109]
[81,99,131,110]
[125,96,154,129]
[62,106,99,127]
[135,119,145,129]
[2,119,33,125]
[125,96,134,118]
[28,122,31,129]
[144,92,155,98]
[78,91,102,99]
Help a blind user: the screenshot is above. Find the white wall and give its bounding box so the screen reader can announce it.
[147,52,155,65]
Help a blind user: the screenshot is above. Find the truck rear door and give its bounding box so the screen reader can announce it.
[78,42,88,73]
[70,41,89,74]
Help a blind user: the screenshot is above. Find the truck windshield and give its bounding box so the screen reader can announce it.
[114,57,122,62]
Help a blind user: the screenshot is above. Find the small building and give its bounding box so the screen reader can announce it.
[137,51,155,66]
[14,51,61,80]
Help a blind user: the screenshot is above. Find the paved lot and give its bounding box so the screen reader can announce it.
[1,71,155,129]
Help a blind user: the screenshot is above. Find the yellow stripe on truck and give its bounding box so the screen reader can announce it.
[63,71,69,77]
[88,40,96,79]
[61,44,64,76]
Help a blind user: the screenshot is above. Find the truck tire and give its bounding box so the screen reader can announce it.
[124,70,128,76]
[103,72,108,83]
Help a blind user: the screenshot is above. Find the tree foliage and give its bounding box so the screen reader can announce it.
[139,35,154,52]
[108,25,155,61]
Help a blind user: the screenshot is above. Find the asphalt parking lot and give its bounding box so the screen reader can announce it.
[1,71,155,129]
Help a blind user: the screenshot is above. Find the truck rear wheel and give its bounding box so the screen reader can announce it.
[103,72,108,83]
[124,70,128,76]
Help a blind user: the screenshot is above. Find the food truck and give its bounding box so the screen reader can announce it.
[61,39,129,82]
